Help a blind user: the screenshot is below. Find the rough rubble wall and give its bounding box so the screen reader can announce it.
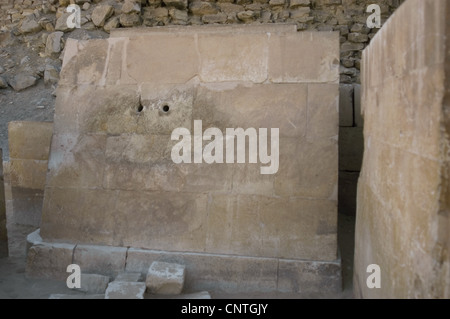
[0,0,404,85]
[354,0,450,298]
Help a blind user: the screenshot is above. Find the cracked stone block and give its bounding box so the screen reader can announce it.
[146,261,185,295]
[105,281,146,299]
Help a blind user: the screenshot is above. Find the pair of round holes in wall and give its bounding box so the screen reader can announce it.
[137,104,170,113]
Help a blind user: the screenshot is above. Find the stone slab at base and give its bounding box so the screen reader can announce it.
[26,240,341,294]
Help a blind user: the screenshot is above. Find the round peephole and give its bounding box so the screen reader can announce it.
[162,105,170,113]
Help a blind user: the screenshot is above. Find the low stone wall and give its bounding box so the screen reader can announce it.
[354,0,450,298]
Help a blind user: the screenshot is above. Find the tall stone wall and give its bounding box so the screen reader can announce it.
[354,0,450,298]
[29,24,343,293]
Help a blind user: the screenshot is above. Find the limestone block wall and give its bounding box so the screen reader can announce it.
[354,0,450,298]
[0,149,8,257]
[40,25,340,265]
[5,121,53,256]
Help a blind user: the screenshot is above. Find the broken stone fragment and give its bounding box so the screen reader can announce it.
[122,0,141,14]
[119,13,142,27]
[44,64,60,85]
[45,31,64,57]
[146,261,185,295]
[92,5,114,27]
[19,15,42,34]
[8,74,37,91]
[0,76,8,89]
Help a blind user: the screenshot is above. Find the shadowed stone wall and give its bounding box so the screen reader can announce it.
[354,0,450,298]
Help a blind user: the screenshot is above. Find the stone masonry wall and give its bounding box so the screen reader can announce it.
[0,1,405,220]
[354,0,450,298]
[0,149,8,258]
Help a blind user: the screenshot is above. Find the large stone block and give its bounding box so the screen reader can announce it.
[268,31,339,83]
[193,83,307,138]
[126,34,198,84]
[197,33,268,83]
[274,137,338,199]
[146,261,185,295]
[8,122,53,161]
[9,160,48,190]
[73,245,127,278]
[26,243,75,280]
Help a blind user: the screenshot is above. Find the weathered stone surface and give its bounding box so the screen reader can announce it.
[0,150,8,258]
[0,77,8,89]
[120,13,142,27]
[8,122,53,161]
[75,274,110,294]
[146,261,185,295]
[278,259,341,294]
[26,228,42,253]
[269,31,339,83]
[8,74,37,91]
[103,16,120,33]
[91,5,114,27]
[189,1,219,15]
[115,272,142,282]
[126,249,279,293]
[197,32,268,82]
[39,25,340,293]
[45,31,64,57]
[44,64,59,85]
[73,245,127,278]
[55,12,75,32]
[355,0,450,299]
[122,0,140,14]
[194,83,307,137]
[163,0,187,10]
[26,243,75,280]
[105,281,146,299]
[19,15,42,34]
